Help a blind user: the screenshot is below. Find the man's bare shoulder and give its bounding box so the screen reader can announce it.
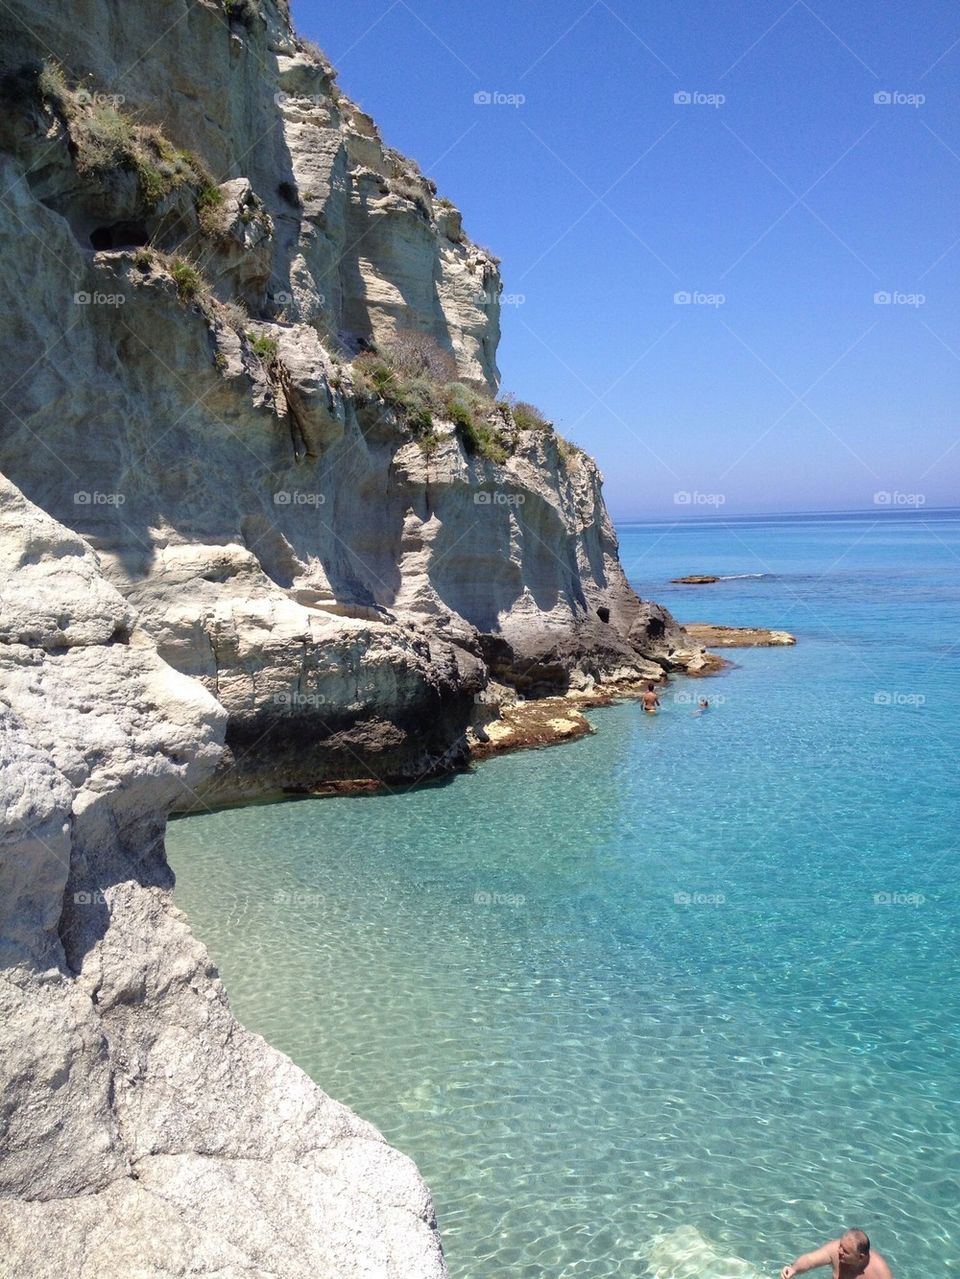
[868,1253,893,1279]
[807,1239,840,1270]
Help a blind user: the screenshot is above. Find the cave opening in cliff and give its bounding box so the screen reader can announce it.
[89,221,150,251]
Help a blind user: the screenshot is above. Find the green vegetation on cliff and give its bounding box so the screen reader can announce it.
[1,60,221,220]
[351,333,580,466]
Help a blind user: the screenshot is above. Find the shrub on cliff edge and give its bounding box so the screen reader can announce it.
[510,400,551,432]
[352,337,516,463]
[383,331,458,384]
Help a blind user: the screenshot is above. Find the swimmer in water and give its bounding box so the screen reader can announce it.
[640,683,660,714]
[691,698,709,717]
[781,1229,892,1279]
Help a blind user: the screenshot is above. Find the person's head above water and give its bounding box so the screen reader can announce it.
[647,682,655,691]
[699,698,708,707]
[838,1231,870,1271]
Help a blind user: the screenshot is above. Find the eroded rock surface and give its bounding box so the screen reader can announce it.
[0,179,703,803]
[0,479,446,1276]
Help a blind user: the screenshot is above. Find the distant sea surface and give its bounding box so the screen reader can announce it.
[169,510,960,1278]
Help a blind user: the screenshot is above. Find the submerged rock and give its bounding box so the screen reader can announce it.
[639,1225,763,1279]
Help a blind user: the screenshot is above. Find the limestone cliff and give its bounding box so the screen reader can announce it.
[0,1,704,1273]
[0,479,446,1276]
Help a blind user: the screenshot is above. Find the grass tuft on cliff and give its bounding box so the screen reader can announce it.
[495,394,585,466]
[297,37,337,79]
[169,257,204,302]
[247,331,279,365]
[557,435,586,464]
[37,60,71,115]
[68,98,206,209]
[197,182,227,234]
[385,331,458,384]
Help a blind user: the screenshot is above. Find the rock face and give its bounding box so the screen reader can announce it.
[0,481,446,1276]
[0,153,702,801]
[1,0,501,390]
[0,1,705,1273]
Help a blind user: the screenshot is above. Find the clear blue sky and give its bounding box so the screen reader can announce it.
[291,0,960,519]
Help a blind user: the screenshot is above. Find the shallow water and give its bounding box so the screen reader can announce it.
[169,511,960,1277]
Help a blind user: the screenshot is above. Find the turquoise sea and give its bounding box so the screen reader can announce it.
[168,511,960,1278]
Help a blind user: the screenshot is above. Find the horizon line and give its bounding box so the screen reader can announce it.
[611,503,960,525]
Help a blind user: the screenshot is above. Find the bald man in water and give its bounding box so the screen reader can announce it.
[781,1229,893,1279]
